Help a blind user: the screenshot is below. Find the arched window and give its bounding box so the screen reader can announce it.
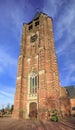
[30,73,38,94]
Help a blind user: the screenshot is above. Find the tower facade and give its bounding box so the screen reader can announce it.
[13,13,61,119]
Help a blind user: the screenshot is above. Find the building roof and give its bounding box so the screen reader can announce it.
[33,12,41,20]
[65,86,75,98]
[25,12,53,25]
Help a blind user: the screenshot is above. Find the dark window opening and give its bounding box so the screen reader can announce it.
[35,21,39,26]
[72,107,75,110]
[29,25,33,30]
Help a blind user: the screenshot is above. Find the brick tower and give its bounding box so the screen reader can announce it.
[13,12,61,119]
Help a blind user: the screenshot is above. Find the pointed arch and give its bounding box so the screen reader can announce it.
[28,71,38,94]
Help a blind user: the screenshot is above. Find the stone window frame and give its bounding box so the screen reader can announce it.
[28,72,38,94]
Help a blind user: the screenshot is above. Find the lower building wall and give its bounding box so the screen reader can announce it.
[13,86,73,120]
[70,99,75,107]
[60,87,71,117]
[70,99,75,116]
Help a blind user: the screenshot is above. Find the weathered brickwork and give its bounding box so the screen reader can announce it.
[13,13,71,119]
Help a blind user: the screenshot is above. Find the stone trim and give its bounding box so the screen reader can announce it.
[39,70,45,75]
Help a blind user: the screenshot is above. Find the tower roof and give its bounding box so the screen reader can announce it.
[65,86,75,98]
[33,12,41,20]
[25,12,53,25]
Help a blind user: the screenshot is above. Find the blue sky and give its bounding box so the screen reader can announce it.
[0,0,75,108]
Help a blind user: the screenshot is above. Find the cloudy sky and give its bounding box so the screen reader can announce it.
[0,0,75,108]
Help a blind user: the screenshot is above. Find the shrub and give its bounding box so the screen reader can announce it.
[51,115,58,122]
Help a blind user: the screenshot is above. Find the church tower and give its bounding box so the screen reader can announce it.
[13,13,61,119]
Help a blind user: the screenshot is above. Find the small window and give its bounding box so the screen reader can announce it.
[29,25,33,30]
[72,107,75,110]
[35,21,39,26]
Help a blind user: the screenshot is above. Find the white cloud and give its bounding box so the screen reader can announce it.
[60,62,75,86]
[0,90,13,97]
[56,36,74,56]
[43,0,63,17]
[0,84,15,108]
[54,1,75,40]
[0,49,17,74]
[0,84,15,96]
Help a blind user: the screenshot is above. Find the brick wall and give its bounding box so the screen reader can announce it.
[13,13,70,120]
